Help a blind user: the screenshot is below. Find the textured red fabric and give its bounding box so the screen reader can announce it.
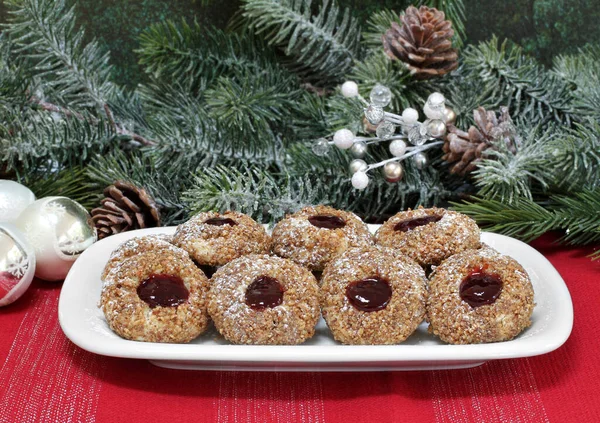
[0,234,598,423]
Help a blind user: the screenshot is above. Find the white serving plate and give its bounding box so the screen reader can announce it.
[58,225,573,372]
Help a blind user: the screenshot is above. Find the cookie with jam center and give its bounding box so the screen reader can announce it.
[320,246,427,345]
[375,207,480,267]
[100,249,210,343]
[173,211,270,273]
[270,205,373,271]
[208,255,320,345]
[101,234,181,280]
[427,247,535,344]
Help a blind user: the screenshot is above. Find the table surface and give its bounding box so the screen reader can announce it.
[0,233,598,423]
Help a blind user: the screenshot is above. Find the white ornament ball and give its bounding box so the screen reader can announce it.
[382,162,404,183]
[351,171,369,190]
[424,93,446,120]
[389,139,407,157]
[341,81,359,98]
[349,159,368,174]
[0,223,36,307]
[333,129,355,150]
[0,180,36,223]
[14,197,97,281]
[402,108,419,125]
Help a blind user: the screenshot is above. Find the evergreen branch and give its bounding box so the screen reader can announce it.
[472,127,552,203]
[463,37,577,126]
[182,165,327,224]
[0,109,116,172]
[5,0,115,109]
[545,121,600,191]
[137,20,281,89]
[453,190,600,248]
[362,9,400,51]
[240,0,361,84]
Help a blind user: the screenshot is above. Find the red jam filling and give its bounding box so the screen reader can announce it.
[137,274,189,308]
[345,276,392,312]
[245,276,285,311]
[308,215,346,229]
[394,215,443,232]
[459,266,503,308]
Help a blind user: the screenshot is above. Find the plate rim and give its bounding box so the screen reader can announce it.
[58,227,574,364]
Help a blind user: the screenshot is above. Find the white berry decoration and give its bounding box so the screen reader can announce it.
[333,129,355,150]
[341,81,359,98]
[389,139,407,157]
[351,171,369,190]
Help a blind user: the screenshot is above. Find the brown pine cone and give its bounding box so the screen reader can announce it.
[383,6,458,79]
[91,181,161,239]
[442,107,518,175]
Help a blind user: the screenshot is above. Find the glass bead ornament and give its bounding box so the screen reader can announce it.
[14,197,97,281]
[365,105,385,125]
[341,81,359,98]
[0,223,36,307]
[312,138,331,157]
[349,159,368,174]
[423,92,446,120]
[389,139,407,157]
[351,171,369,190]
[350,141,368,159]
[413,152,429,170]
[370,84,392,108]
[426,119,447,138]
[408,124,429,146]
[333,129,354,150]
[382,162,404,183]
[376,121,396,140]
[0,180,36,223]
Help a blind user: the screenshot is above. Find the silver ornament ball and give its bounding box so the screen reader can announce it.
[382,161,404,183]
[426,119,447,138]
[369,84,392,108]
[0,223,36,307]
[349,159,368,174]
[350,141,368,159]
[442,106,457,125]
[413,152,429,170]
[312,138,331,156]
[14,197,97,281]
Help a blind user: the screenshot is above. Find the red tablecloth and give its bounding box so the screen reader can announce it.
[1,234,598,423]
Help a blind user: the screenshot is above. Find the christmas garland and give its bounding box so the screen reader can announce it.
[0,0,598,258]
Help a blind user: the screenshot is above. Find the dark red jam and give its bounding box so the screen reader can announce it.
[345,276,392,312]
[308,215,346,229]
[245,276,285,311]
[137,274,189,308]
[394,215,443,232]
[459,266,503,308]
[204,217,237,226]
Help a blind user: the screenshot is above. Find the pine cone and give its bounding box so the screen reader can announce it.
[442,107,518,175]
[383,6,458,79]
[91,181,161,239]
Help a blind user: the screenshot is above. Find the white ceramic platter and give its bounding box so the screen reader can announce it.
[58,226,573,371]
